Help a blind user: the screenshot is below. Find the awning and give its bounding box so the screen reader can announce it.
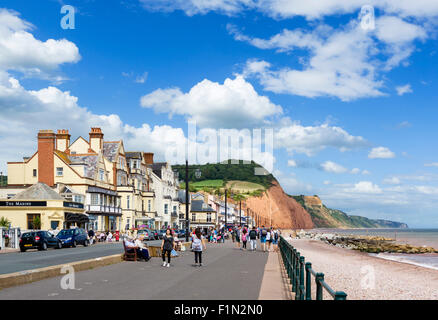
[65,212,89,223]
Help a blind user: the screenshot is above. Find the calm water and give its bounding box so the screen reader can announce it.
[312,228,438,270]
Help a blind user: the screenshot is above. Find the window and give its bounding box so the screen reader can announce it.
[173,205,177,214]
[127,196,130,209]
[148,200,151,212]
[51,221,59,230]
[56,167,63,176]
[164,204,168,214]
[74,195,83,203]
[99,169,104,181]
[27,214,41,230]
[33,169,37,177]
[207,213,212,222]
[192,213,196,222]
[117,174,122,186]
[91,194,98,205]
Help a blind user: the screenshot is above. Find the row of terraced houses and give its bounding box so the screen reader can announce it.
[0,128,187,232]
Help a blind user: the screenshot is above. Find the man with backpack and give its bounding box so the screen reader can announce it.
[260,225,268,252]
[249,226,258,251]
[272,228,280,252]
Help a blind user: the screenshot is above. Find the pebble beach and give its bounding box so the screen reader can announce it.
[288,238,438,300]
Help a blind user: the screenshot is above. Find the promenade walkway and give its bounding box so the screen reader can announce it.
[0,241,288,300]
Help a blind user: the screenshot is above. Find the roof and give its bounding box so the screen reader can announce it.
[125,152,142,160]
[178,190,188,203]
[12,182,64,200]
[69,155,98,178]
[103,142,120,162]
[191,200,215,213]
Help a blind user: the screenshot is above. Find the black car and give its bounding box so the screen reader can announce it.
[20,231,62,252]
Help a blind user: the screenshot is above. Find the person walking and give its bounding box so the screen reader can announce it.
[260,225,267,252]
[249,226,258,251]
[88,229,95,245]
[241,226,248,250]
[161,229,175,267]
[235,225,241,249]
[272,228,279,252]
[266,228,272,252]
[192,227,206,267]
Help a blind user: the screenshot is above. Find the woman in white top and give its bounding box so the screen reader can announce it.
[192,227,206,267]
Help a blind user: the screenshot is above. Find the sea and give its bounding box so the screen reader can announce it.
[312,228,438,271]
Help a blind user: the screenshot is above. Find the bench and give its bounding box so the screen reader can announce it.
[122,240,137,261]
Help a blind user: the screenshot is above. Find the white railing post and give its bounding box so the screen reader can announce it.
[0,227,4,250]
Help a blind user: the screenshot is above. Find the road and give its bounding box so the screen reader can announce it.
[0,240,162,275]
[0,241,270,299]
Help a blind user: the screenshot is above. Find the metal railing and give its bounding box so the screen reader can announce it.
[279,236,347,300]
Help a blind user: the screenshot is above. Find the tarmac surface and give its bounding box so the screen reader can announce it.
[0,240,162,275]
[0,240,271,299]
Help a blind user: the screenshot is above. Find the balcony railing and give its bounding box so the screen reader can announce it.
[190,219,214,224]
[86,205,122,215]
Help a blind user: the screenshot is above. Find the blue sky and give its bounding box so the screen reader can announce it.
[1,0,438,227]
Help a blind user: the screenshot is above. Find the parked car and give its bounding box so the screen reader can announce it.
[157,229,168,239]
[57,228,89,247]
[137,228,155,241]
[177,229,186,238]
[19,231,62,252]
[152,229,159,240]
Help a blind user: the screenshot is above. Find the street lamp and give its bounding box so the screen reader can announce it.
[174,162,201,242]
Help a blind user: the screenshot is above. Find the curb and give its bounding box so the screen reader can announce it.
[0,254,124,290]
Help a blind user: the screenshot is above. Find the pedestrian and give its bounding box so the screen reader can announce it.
[266,228,272,252]
[272,228,279,252]
[191,227,207,267]
[88,229,95,245]
[235,225,241,249]
[249,226,258,251]
[241,226,248,250]
[161,229,175,267]
[259,225,268,252]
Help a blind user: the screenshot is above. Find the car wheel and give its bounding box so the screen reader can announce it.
[72,240,77,248]
[84,240,89,247]
[20,247,26,252]
[39,242,48,251]
[56,241,62,249]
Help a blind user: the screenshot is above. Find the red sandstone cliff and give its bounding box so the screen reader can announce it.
[244,180,314,229]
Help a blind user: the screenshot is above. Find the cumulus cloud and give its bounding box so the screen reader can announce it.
[275,121,368,156]
[368,146,396,159]
[0,9,80,75]
[425,163,438,168]
[345,181,382,194]
[321,161,348,174]
[140,76,283,128]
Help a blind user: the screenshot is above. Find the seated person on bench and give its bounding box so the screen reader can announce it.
[124,236,149,261]
[134,235,150,261]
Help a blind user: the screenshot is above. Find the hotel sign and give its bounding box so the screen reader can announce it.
[0,201,47,207]
[63,202,84,209]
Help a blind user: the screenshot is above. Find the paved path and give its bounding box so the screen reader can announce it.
[0,241,278,300]
[0,240,162,275]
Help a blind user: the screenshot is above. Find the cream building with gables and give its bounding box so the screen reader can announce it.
[0,128,179,232]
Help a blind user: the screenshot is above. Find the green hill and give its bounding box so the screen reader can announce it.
[173,161,275,190]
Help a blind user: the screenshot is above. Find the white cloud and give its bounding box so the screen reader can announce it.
[135,72,148,84]
[362,170,371,175]
[321,161,348,174]
[287,159,297,167]
[350,168,360,174]
[425,163,438,168]
[383,177,402,185]
[345,181,382,194]
[368,146,395,159]
[396,84,413,96]
[0,9,80,75]
[140,0,438,19]
[140,76,283,128]
[275,121,368,156]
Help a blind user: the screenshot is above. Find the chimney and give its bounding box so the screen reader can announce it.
[37,130,55,186]
[56,129,71,153]
[144,152,154,165]
[89,127,103,153]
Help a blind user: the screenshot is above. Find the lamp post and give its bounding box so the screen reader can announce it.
[175,162,201,243]
[239,200,242,227]
[224,189,227,239]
